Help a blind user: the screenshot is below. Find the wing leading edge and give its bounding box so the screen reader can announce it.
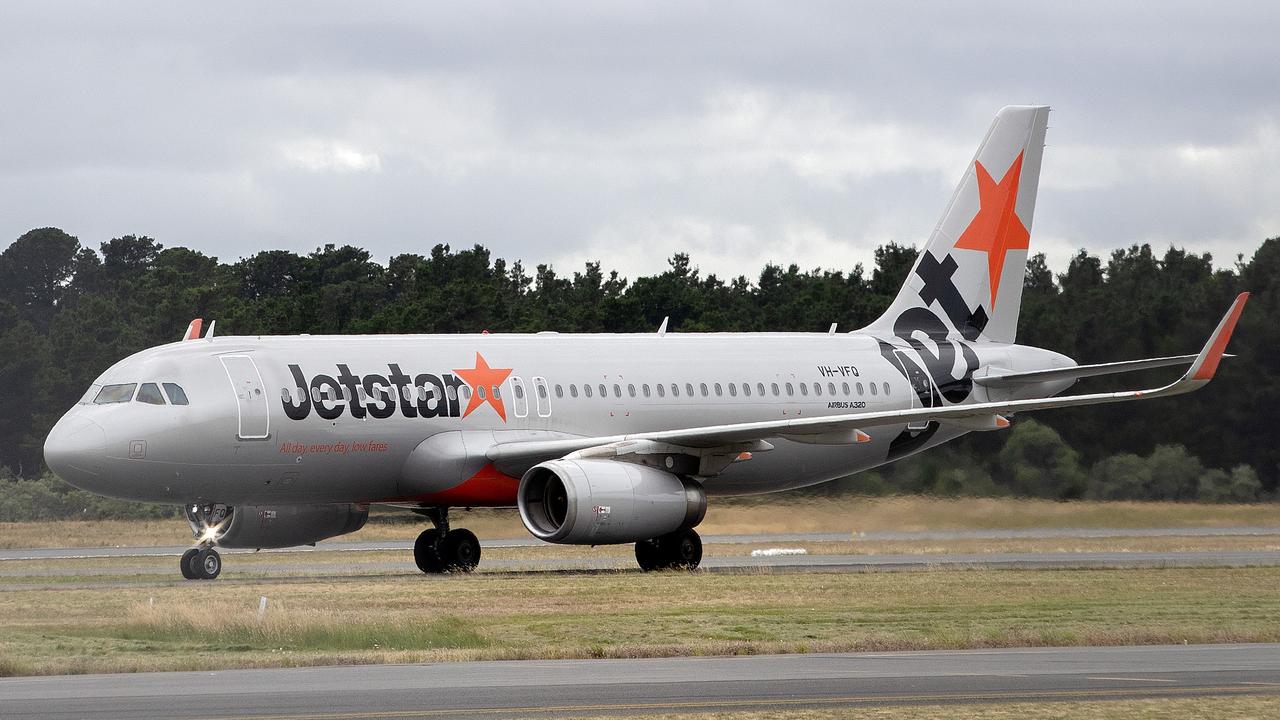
[487,293,1249,470]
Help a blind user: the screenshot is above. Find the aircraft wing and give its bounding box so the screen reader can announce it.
[487,293,1248,469]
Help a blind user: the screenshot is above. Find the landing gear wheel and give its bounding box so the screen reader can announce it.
[441,529,481,572]
[196,548,221,580]
[661,528,702,570]
[180,548,199,580]
[635,539,662,571]
[635,529,703,571]
[414,529,446,574]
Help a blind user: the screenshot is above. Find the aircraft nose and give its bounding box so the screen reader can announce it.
[44,414,107,490]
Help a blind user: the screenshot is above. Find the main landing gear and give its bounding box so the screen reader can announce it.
[635,528,703,571]
[180,546,222,580]
[413,507,481,574]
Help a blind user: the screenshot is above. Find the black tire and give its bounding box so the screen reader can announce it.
[660,529,702,570]
[635,539,662,571]
[414,528,446,574]
[197,548,221,580]
[441,529,481,572]
[180,548,199,580]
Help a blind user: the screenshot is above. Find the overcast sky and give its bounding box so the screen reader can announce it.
[1,2,1277,281]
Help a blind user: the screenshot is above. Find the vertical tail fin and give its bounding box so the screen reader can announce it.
[863,105,1050,343]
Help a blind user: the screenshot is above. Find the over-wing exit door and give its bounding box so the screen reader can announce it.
[220,355,270,440]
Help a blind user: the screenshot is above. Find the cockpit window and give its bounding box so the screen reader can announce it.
[136,383,167,405]
[163,383,190,406]
[79,384,103,405]
[94,383,137,404]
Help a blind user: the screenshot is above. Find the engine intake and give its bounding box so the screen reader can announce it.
[518,459,706,544]
[187,503,368,549]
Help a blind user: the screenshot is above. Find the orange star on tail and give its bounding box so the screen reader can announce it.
[954,151,1030,310]
[453,352,513,421]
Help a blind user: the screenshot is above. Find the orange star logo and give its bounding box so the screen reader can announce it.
[954,150,1030,310]
[453,352,513,421]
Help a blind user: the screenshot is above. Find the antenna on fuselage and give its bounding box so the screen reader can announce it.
[657,316,669,337]
[828,323,837,335]
[205,320,216,340]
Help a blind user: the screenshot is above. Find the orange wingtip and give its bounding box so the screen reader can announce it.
[184,318,203,341]
[854,430,871,443]
[995,415,1010,429]
[1192,292,1249,380]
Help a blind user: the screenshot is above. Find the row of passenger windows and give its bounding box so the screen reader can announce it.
[551,379,890,400]
[288,378,891,406]
[86,382,190,406]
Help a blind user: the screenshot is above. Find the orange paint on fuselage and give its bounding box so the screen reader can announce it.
[410,463,520,507]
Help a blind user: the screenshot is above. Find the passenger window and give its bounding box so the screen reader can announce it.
[728,383,737,397]
[800,383,808,396]
[628,384,636,397]
[555,384,564,399]
[700,383,709,397]
[714,383,723,396]
[163,383,189,406]
[771,383,780,396]
[841,382,850,395]
[599,384,607,397]
[94,383,137,404]
[643,384,651,398]
[742,383,751,397]
[570,384,578,398]
[870,383,878,396]
[612,383,621,397]
[883,382,891,396]
[685,383,694,396]
[813,383,822,396]
[828,382,836,395]
[584,384,592,398]
[757,382,766,396]
[492,385,502,399]
[656,384,664,398]
[460,386,472,400]
[856,382,864,395]
[447,385,458,401]
[514,384,525,399]
[785,383,793,396]
[671,383,680,397]
[136,383,166,405]
[478,385,487,400]
[537,384,547,399]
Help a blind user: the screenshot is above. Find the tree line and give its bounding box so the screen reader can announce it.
[0,227,1276,516]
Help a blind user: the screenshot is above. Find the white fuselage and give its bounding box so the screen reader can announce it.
[44,330,1074,507]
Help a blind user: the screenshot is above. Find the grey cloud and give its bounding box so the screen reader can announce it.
[1,1,1277,280]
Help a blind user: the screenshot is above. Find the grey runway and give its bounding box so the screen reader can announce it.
[1,644,1277,719]
[3,525,1278,561]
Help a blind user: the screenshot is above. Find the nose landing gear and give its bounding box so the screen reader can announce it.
[413,507,481,574]
[181,503,228,580]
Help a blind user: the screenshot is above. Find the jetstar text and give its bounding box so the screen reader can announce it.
[282,364,467,421]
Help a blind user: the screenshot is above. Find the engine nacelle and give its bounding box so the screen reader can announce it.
[187,503,368,549]
[518,459,706,544]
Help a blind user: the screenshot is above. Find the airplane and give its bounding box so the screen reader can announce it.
[43,106,1249,580]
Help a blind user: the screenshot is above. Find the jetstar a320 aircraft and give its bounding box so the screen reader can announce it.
[44,106,1249,580]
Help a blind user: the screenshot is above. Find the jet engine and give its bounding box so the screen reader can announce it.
[186,503,368,549]
[518,459,706,544]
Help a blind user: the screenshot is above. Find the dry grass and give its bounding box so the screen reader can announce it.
[1,565,1277,676]
[578,695,1280,719]
[4,497,1280,549]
